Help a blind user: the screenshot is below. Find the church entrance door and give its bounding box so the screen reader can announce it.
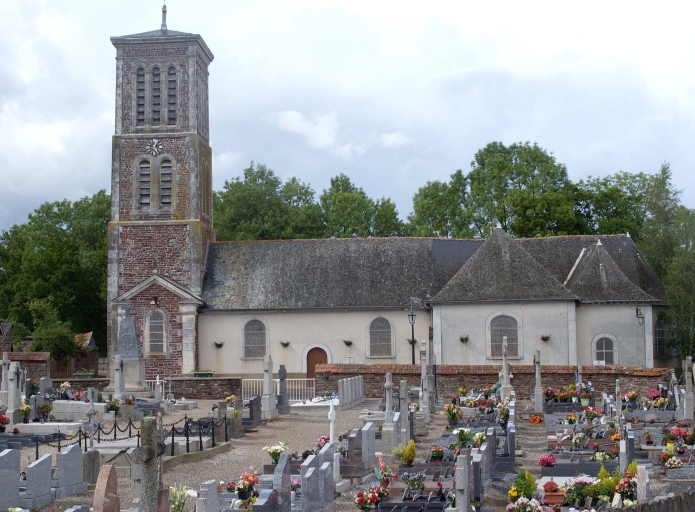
[306,347,328,379]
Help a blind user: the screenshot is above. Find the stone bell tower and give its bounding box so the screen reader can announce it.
[106,4,214,380]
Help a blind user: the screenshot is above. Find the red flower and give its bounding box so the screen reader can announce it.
[357,491,363,497]
[437,482,442,487]
[370,495,377,504]
[357,497,366,504]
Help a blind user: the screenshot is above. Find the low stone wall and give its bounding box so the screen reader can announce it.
[66,377,241,400]
[9,352,51,380]
[314,364,673,400]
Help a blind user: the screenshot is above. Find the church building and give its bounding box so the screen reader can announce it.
[106,10,667,383]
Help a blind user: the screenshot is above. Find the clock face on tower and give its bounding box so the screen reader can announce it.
[146,139,163,156]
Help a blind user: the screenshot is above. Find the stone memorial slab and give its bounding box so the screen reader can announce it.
[361,422,375,469]
[273,452,291,510]
[195,480,219,512]
[117,302,140,361]
[53,444,88,497]
[0,448,20,510]
[21,453,53,510]
[319,461,335,512]
[93,465,120,512]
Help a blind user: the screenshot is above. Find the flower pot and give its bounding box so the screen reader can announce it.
[431,454,443,462]
[0,425,5,433]
[291,491,296,507]
[194,372,213,378]
[380,476,390,489]
[544,491,565,506]
[23,417,29,424]
[73,373,94,379]
[237,490,250,500]
[581,398,590,407]
[667,442,675,447]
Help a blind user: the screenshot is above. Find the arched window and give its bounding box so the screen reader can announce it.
[244,320,266,358]
[595,337,614,365]
[160,159,172,209]
[149,311,164,354]
[151,67,161,126]
[167,66,177,125]
[369,317,392,357]
[490,315,518,358]
[136,67,146,126]
[138,160,151,211]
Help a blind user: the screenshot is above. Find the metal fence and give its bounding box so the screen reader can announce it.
[241,378,315,402]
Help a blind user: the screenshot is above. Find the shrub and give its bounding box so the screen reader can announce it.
[402,440,416,466]
[391,444,406,459]
[513,470,536,499]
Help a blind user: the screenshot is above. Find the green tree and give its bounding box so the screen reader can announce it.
[28,296,77,363]
[408,170,473,238]
[214,163,323,240]
[664,207,695,358]
[0,191,109,353]
[320,174,374,238]
[466,142,581,237]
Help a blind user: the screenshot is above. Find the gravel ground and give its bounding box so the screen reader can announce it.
[27,398,690,512]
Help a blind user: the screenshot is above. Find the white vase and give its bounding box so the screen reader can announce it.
[291,491,296,507]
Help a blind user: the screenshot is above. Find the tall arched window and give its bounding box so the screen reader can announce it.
[160,159,172,209]
[151,67,161,126]
[167,66,177,125]
[369,317,392,357]
[244,320,266,358]
[138,160,151,211]
[595,337,614,365]
[136,67,146,126]
[149,311,164,354]
[490,315,518,357]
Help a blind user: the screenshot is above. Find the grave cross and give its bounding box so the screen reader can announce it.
[1,352,9,391]
[14,363,20,389]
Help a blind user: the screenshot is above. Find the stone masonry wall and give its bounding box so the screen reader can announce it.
[9,352,50,380]
[315,364,673,399]
[68,377,241,400]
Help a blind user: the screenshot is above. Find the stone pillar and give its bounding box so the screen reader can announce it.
[534,350,543,414]
[179,303,198,375]
[261,355,278,420]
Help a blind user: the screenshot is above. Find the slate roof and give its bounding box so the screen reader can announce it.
[201,238,482,310]
[564,241,657,303]
[0,323,12,336]
[112,28,200,40]
[431,228,578,303]
[518,235,665,302]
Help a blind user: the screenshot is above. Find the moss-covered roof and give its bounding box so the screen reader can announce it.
[201,238,482,310]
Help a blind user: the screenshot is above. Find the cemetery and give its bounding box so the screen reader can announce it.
[5,337,695,512]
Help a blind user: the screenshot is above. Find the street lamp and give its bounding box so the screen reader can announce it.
[408,299,417,365]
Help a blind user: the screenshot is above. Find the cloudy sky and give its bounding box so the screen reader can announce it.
[1,1,694,232]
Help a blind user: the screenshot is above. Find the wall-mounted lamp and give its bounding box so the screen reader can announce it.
[150,296,159,310]
[636,306,644,326]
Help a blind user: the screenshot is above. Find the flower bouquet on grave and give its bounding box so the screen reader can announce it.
[497,402,510,423]
[290,477,301,492]
[440,403,463,426]
[225,395,236,404]
[400,472,425,492]
[316,435,330,449]
[543,387,557,401]
[409,402,419,411]
[563,412,577,425]
[482,385,496,399]
[451,427,473,449]
[537,452,556,467]
[235,471,259,499]
[354,485,389,512]
[584,407,603,422]
[665,456,683,469]
[430,445,445,461]
[20,402,31,419]
[263,441,289,464]
[106,399,120,414]
[472,431,486,448]
[169,485,198,512]
[38,401,53,418]
[622,391,640,403]
[0,415,10,431]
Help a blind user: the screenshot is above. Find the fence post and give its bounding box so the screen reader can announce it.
[97,424,101,444]
[84,429,87,453]
[185,414,189,454]
[35,435,39,460]
[136,431,140,447]
[211,420,215,448]
[57,429,61,453]
[128,418,132,439]
[114,419,117,441]
[198,419,203,452]
[171,424,175,456]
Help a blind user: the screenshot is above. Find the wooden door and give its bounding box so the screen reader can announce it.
[306,347,328,378]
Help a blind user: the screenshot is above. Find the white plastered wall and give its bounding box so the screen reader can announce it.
[198,308,430,377]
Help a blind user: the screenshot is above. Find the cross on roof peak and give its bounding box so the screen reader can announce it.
[161,1,167,31]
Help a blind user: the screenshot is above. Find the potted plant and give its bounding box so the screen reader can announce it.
[193,369,213,378]
[543,387,557,402]
[440,403,463,426]
[290,477,301,506]
[0,415,10,433]
[400,472,425,494]
[540,334,551,342]
[38,401,53,420]
[584,407,602,422]
[644,432,653,445]
[337,444,347,457]
[262,441,289,464]
[579,392,591,407]
[20,402,32,423]
[664,433,677,447]
[542,481,565,506]
[459,335,469,343]
[280,341,290,347]
[342,340,353,346]
[430,445,444,462]
[106,399,120,415]
[214,341,225,348]
[73,368,94,379]
[169,484,198,512]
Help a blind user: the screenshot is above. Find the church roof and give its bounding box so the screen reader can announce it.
[114,28,198,39]
[201,238,482,310]
[518,234,665,302]
[431,228,577,303]
[563,241,657,303]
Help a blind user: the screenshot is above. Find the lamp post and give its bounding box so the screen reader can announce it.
[408,299,417,365]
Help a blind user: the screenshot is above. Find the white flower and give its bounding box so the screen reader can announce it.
[186,489,198,499]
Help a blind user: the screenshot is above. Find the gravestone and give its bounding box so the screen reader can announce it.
[318,441,334,469]
[636,465,649,504]
[471,451,483,502]
[113,355,125,399]
[132,417,166,512]
[114,302,147,393]
[500,337,513,401]
[399,379,408,412]
[83,449,101,485]
[93,465,120,512]
[302,467,320,512]
[328,401,336,443]
[0,448,20,510]
[382,374,396,454]
[277,365,290,414]
[338,380,345,406]
[273,452,291,510]
[53,444,89,497]
[261,355,278,420]
[455,449,470,512]
[243,396,262,429]
[685,357,694,421]
[25,378,33,401]
[6,361,22,424]
[21,453,53,509]
[1,352,9,391]
[195,480,219,512]
[361,422,376,469]
[229,397,245,438]
[318,461,335,512]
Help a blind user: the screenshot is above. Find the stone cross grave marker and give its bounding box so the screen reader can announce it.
[420,342,430,423]
[277,364,290,414]
[261,355,278,420]
[384,373,393,423]
[455,449,471,512]
[328,400,336,444]
[500,336,513,401]
[0,352,10,391]
[113,355,125,398]
[132,416,166,512]
[534,350,543,413]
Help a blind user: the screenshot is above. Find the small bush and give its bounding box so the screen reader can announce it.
[402,440,416,466]
[513,470,536,499]
[391,444,406,459]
